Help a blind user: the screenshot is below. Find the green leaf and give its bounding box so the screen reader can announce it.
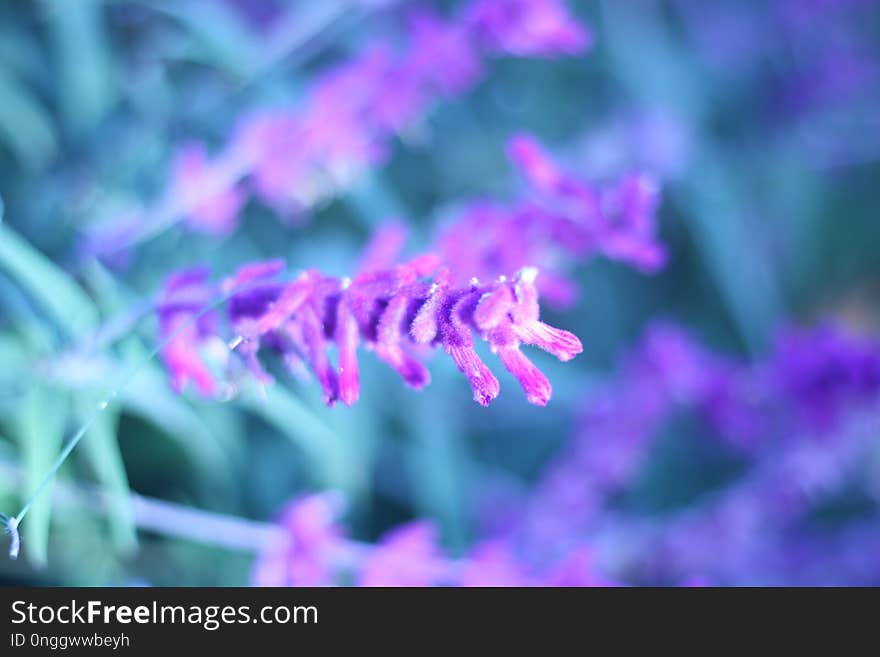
[156,0,260,79]
[16,384,67,566]
[0,223,99,340]
[0,65,56,169]
[38,342,235,486]
[0,334,27,388]
[240,385,359,494]
[77,397,137,554]
[118,365,233,482]
[45,0,115,134]
[404,380,470,550]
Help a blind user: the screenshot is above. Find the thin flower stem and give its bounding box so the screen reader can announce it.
[6,272,292,544]
[0,458,281,553]
[79,298,158,354]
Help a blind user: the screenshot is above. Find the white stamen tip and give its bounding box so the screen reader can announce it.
[518,267,538,283]
[6,517,20,560]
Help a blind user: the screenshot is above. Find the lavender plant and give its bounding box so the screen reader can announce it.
[1,0,878,588]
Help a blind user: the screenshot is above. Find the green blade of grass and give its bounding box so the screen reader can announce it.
[77,396,137,555]
[0,65,56,170]
[241,385,359,495]
[15,384,67,566]
[0,223,99,340]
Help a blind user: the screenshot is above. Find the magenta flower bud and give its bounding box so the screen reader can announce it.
[376,292,413,345]
[335,295,360,406]
[511,267,541,323]
[221,258,285,295]
[474,284,515,331]
[446,344,501,406]
[299,301,339,406]
[507,133,565,193]
[410,284,445,344]
[512,321,583,362]
[497,345,553,406]
[375,343,432,389]
[254,275,312,335]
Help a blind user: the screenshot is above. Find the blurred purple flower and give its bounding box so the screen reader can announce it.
[769,325,880,435]
[252,494,348,587]
[254,500,619,587]
[358,522,447,586]
[502,321,880,585]
[406,10,485,97]
[679,0,880,166]
[458,540,531,586]
[157,267,219,396]
[146,1,590,231]
[436,134,666,309]
[467,0,592,56]
[437,202,581,308]
[573,110,693,181]
[508,134,667,273]
[167,142,247,235]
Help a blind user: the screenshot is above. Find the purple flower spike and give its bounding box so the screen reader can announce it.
[143,0,592,241]
[512,321,583,363]
[157,256,582,406]
[510,134,666,274]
